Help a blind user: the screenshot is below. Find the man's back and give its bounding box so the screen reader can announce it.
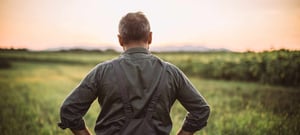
[58,12,210,135]
[95,47,174,134]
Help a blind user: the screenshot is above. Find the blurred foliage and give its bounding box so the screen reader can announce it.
[1,49,299,87]
[0,59,11,69]
[159,50,300,87]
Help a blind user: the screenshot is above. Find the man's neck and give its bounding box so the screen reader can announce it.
[123,43,149,51]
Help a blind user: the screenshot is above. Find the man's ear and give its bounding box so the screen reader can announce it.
[118,35,124,46]
[148,32,152,45]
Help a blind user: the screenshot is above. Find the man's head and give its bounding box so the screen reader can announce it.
[118,12,152,49]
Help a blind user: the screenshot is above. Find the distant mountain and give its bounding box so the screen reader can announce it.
[45,45,121,52]
[45,44,230,52]
[151,45,231,52]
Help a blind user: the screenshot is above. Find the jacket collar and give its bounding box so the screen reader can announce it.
[123,47,150,55]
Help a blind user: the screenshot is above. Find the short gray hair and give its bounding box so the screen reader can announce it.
[118,12,151,44]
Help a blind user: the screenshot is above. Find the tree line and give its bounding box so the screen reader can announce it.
[174,50,300,87]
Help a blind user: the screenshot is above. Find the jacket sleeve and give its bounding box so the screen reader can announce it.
[58,65,101,130]
[172,65,210,132]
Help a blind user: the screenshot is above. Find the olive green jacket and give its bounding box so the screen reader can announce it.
[59,47,210,134]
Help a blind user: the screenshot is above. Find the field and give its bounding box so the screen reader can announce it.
[0,50,299,135]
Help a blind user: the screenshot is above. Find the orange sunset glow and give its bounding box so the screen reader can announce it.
[0,0,300,52]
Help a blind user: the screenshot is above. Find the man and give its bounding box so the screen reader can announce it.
[58,12,210,135]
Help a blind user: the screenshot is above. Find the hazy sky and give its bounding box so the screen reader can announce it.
[0,0,300,51]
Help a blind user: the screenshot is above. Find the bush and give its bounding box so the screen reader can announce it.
[174,50,300,87]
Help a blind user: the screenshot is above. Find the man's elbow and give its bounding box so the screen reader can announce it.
[199,105,210,121]
[205,105,210,119]
[182,105,211,132]
[60,103,69,115]
[205,105,210,116]
[59,102,74,121]
[58,104,70,129]
[198,105,210,128]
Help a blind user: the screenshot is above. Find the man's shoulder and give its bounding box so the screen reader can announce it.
[161,61,180,72]
[94,56,130,69]
[159,60,187,80]
[94,58,119,70]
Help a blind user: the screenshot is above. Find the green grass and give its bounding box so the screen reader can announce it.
[0,52,299,135]
[185,78,300,135]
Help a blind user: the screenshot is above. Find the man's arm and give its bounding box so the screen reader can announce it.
[58,65,101,133]
[172,65,210,133]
